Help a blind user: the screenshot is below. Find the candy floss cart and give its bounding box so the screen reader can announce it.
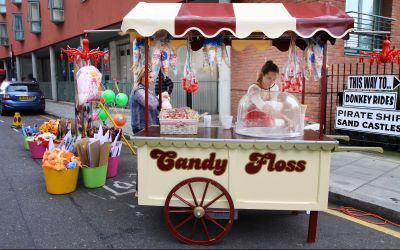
[121,2,354,246]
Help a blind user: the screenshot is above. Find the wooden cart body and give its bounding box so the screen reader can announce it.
[133,127,337,211]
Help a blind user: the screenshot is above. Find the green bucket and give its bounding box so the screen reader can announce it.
[82,165,108,188]
[23,136,30,151]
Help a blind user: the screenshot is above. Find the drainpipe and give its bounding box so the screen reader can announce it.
[31,52,38,81]
[3,60,8,80]
[16,56,21,81]
[49,45,57,101]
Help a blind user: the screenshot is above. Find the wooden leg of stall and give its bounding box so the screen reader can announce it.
[307,211,318,243]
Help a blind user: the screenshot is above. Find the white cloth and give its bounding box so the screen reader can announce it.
[247,84,282,111]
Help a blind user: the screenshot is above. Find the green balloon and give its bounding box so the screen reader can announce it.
[115,93,129,106]
[97,108,107,121]
[103,89,115,103]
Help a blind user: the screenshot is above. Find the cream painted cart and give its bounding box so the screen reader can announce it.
[121,2,354,246]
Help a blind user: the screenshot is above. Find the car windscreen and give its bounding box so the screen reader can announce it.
[7,84,41,92]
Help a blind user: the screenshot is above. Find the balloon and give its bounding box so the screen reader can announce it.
[113,114,127,128]
[103,90,115,103]
[97,108,107,121]
[115,93,129,106]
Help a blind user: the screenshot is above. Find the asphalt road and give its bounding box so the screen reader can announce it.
[0,113,399,249]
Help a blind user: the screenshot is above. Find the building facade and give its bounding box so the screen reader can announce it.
[0,0,180,102]
[231,0,400,134]
[0,0,398,141]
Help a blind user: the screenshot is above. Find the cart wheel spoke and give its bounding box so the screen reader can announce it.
[188,183,199,207]
[173,193,195,208]
[200,218,211,240]
[190,218,199,239]
[175,214,195,230]
[206,209,230,213]
[168,209,193,214]
[205,214,227,231]
[200,181,210,206]
[164,177,234,245]
[204,193,225,209]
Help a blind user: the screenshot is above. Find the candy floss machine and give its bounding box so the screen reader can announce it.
[235,90,307,138]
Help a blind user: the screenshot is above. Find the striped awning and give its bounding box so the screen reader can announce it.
[121,2,354,39]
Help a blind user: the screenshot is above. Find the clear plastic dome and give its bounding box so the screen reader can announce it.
[235,90,305,138]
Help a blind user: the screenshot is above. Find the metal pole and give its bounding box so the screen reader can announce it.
[158,70,162,111]
[319,42,328,139]
[301,76,305,104]
[144,38,149,134]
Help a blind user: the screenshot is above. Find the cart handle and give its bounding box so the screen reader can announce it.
[326,135,350,142]
[334,146,384,154]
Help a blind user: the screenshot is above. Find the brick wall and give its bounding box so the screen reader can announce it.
[231,0,400,131]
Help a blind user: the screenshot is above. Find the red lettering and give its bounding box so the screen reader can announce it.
[245,153,267,174]
[188,158,201,169]
[295,160,306,172]
[150,149,228,176]
[176,158,188,169]
[214,159,228,176]
[286,160,296,172]
[150,149,177,172]
[266,153,276,171]
[274,160,286,172]
[202,153,216,170]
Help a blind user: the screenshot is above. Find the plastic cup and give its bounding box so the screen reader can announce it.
[28,141,47,159]
[107,156,120,178]
[220,115,233,129]
[82,165,108,188]
[42,167,79,195]
[203,115,212,127]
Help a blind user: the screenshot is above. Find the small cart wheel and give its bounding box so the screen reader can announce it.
[164,177,234,245]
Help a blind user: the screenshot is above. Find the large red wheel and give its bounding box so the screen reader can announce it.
[164,177,235,245]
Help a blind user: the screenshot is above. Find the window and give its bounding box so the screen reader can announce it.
[345,0,390,54]
[0,22,8,46]
[7,83,41,92]
[12,13,24,41]
[12,0,22,5]
[28,1,41,33]
[0,0,6,14]
[48,0,64,23]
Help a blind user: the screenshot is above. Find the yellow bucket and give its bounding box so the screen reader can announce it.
[42,167,80,195]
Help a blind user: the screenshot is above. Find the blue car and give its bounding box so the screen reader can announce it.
[0,81,46,115]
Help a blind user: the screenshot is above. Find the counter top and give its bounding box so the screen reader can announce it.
[132,126,337,144]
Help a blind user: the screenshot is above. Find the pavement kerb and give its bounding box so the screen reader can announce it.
[329,189,400,224]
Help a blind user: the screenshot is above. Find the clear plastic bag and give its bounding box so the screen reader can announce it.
[281,35,303,92]
[76,65,102,105]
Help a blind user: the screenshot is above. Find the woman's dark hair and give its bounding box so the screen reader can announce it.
[257,60,279,82]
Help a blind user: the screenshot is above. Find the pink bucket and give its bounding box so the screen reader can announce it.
[107,156,120,178]
[28,141,47,159]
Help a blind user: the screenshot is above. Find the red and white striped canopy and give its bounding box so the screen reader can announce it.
[121,2,354,39]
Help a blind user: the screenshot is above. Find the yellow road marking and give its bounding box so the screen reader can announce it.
[325,209,400,239]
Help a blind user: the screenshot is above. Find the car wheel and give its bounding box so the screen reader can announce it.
[0,108,8,116]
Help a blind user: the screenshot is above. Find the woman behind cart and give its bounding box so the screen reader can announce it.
[130,68,160,134]
[245,60,280,127]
